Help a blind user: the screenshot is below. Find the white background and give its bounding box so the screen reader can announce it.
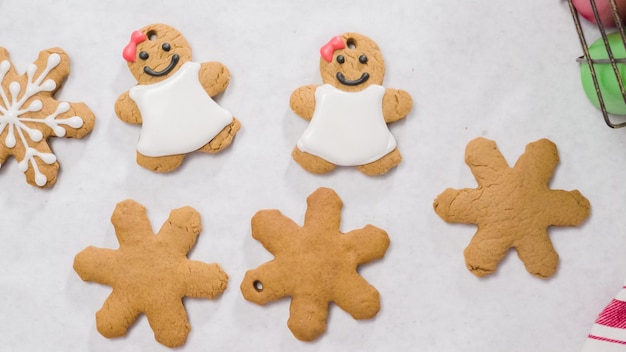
[1,0,625,351]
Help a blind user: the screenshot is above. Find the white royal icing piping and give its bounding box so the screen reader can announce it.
[0,53,85,186]
[296,84,396,166]
[129,61,233,157]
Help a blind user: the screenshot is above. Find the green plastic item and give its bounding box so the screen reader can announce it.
[580,32,626,115]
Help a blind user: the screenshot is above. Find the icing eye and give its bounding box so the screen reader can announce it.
[162,43,171,52]
[139,51,149,60]
[359,54,368,64]
[336,55,345,64]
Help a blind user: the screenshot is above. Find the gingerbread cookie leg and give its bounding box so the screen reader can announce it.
[291,146,335,174]
[136,152,185,173]
[355,147,402,176]
[198,117,241,154]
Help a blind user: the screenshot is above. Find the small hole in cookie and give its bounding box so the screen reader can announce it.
[347,38,356,49]
[147,30,157,41]
[253,280,263,292]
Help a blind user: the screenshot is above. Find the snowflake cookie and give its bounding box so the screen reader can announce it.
[433,137,590,278]
[73,199,228,348]
[0,47,95,188]
[241,187,390,341]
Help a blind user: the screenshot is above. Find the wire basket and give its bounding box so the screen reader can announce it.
[569,0,626,128]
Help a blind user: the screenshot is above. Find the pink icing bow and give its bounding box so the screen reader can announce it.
[320,36,345,62]
[122,30,147,62]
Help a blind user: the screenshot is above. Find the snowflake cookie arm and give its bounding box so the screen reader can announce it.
[289,84,318,121]
[199,61,230,97]
[342,225,390,264]
[156,206,202,254]
[465,137,510,186]
[73,247,120,286]
[287,294,329,341]
[144,298,191,348]
[433,188,482,224]
[241,260,292,305]
[542,189,591,226]
[114,90,142,124]
[382,88,412,123]
[512,138,559,186]
[303,187,343,233]
[95,289,142,338]
[111,200,155,246]
[332,273,381,319]
[251,209,300,255]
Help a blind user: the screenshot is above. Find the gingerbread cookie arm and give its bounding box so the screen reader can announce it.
[287,295,329,341]
[111,200,154,246]
[289,84,317,121]
[332,274,381,319]
[96,289,141,338]
[199,61,230,97]
[343,225,390,264]
[180,261,228,298]
[144,298,190,348]
[114,91,142,124]
[382,88,412,123]
[251,209,299,255]
[466,138,510,186]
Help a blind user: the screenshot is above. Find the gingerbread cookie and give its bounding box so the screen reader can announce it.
[290,32,412,176]
[115,24,241,172]
[0,47,95,187]
[433,138,590,278]
[240,187,390,341]
[73,199,228,348]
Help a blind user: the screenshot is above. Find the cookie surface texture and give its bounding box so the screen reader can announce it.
[73,199,228,348]
[433,137,590,278]
[240,187,390,341]
[0,47,95,187]
[115,23,240,172]
[290,32,412,176]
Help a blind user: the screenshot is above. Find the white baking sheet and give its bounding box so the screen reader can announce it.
[1,0,625,351]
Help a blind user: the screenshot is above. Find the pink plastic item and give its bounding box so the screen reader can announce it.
[572,0,626,27]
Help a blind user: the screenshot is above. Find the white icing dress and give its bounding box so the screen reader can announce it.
[296,84,396,166]
[129,61,232,157]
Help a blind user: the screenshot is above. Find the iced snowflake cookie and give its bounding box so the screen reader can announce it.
[290,33,412,176]
[73,199,228,348]
[115,23,241,172]
[241,187,390,341]
[433,138,590,278]
[0,47,95,187]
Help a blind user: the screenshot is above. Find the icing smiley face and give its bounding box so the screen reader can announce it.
[319,33,385,92]
[123,24,192,84]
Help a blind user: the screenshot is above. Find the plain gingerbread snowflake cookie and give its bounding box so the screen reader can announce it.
[433,137,590,278]
[241,187,390,341]
[73,199,228,348]
[0,47,95,187]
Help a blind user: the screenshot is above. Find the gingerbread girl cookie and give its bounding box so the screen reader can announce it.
[290,32,412,176]
[0,47,95,187]
[115,24,240,172]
